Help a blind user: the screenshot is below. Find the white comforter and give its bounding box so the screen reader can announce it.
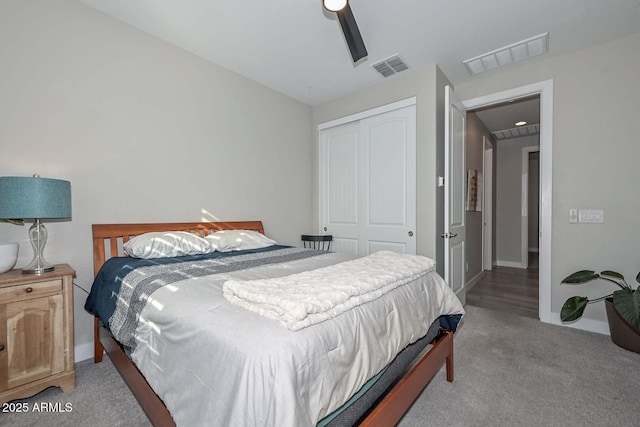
[132,251,464,427]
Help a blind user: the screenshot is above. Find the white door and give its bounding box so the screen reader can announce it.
[319,104,416,256]
[444,85,466,305]
[319,121,361,255]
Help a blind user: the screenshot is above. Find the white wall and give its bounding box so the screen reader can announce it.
[495,136,539,265]
[456,32,640,326]
[0,0,313,360]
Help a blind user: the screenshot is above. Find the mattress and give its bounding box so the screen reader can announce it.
[86,246,464,426]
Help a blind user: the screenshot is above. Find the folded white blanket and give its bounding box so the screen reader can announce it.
[223,250,436,331]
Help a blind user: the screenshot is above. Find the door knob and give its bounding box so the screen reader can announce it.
[408,231,413,237]
[440,232,458,238]
[0,344,5,351]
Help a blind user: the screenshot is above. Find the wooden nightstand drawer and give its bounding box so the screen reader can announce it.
[0,279,62,304]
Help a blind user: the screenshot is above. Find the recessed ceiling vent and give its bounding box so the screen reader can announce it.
[372,55,409,78]
[492,123,540,140]
[463,33,548,75]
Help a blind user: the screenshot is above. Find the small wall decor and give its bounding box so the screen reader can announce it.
[476,171,483,212]
[466,169,478,211]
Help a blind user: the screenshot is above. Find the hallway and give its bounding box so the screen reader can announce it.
[466,252,539,319]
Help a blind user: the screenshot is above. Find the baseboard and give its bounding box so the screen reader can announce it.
[547,313,611,336]
[465,271,485,292]
[495,260,526,269]
[75,342,95,363]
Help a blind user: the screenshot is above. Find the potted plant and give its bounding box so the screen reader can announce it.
[561,269,640,353]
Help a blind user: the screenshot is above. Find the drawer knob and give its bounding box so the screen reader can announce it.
[25,287,33,293]
[0,344,4,351]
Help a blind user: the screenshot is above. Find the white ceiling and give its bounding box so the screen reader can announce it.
[473,96,540,136]
[77,0,640,114]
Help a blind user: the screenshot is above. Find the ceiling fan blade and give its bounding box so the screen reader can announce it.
[336,4,368,63]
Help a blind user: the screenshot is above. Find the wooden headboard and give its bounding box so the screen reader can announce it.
[91,221,265,278]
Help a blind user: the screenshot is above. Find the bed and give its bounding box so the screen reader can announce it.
[85,221,464,426]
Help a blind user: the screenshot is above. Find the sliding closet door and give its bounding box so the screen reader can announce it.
[319,104,416,256]
[319,121,361,255]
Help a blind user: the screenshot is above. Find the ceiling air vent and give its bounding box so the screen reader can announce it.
[463,33,548,75]
[372,55,409,78]
[492,123,540,140]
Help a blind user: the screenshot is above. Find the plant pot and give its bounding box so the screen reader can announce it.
[605,297,640,354]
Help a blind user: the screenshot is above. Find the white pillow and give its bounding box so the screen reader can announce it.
[205,230,277,252]
[124,231,211,259]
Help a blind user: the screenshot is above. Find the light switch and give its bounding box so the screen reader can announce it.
[569,209,578,224]
[579,209,604,223]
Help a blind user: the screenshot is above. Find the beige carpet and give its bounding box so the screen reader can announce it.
[3,305,639,427]
[399,305,640,427]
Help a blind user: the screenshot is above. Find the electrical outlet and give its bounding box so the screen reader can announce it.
[579,209,604,223]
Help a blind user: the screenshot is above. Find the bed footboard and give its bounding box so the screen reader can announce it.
[359,330,454,426]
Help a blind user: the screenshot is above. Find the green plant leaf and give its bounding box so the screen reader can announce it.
[600,270,624,280]
[562,270,599,284]
[561,296,589,321]
[612,289,640,329]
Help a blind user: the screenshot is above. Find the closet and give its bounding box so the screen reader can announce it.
[318,100,416,256]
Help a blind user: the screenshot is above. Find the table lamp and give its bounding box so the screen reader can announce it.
[0,175,71,274]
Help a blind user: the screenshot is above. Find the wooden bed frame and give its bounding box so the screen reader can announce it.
[91,221,455,427]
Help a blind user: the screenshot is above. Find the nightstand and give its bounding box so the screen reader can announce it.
[0,264,75,404]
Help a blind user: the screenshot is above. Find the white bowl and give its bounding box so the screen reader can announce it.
[0,242,19,273]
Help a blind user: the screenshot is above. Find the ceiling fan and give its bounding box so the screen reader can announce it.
[323,0,368,63]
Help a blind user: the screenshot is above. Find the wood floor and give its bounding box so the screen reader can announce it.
[466,252,539,319]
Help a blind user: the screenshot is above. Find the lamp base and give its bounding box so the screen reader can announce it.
[22,263,55,275]
[22,263,55,274]
[22,219,55,275]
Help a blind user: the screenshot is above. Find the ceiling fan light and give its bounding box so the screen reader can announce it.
[323,0,348,12]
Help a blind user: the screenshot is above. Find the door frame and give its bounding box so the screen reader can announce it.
[521,146,540,269]
[482,137,493,271]
[462,80,553,324]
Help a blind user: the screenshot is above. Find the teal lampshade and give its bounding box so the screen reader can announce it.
[0,176,72,220]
